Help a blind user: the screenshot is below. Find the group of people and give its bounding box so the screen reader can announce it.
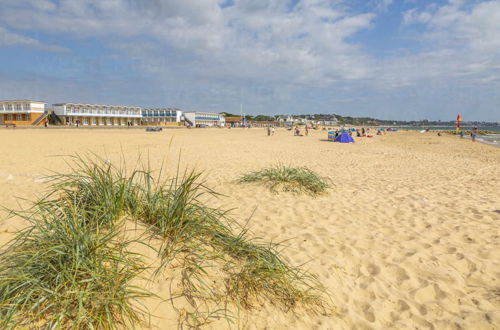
[356,127,371,137]
[293,126,310,136]
[458,127,478,141]
[266,125,314,136]
[330,127,372,138]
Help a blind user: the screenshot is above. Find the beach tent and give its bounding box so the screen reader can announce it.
[334,133,354,143]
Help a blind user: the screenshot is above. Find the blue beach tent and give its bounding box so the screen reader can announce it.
[334,133,354,143]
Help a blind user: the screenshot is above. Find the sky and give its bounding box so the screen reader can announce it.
[0,0,499,121]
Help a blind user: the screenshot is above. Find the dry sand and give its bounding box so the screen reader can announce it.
[0,127,499,329]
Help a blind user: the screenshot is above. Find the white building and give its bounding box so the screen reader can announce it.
[316,117,339,126]
[0,100,48,126]
[183,111,225,127]
[53,103,142,126]
[142,108,182,126]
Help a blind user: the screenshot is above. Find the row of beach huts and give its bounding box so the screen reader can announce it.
[0,100,226,128]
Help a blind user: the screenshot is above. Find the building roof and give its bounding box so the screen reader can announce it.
[53,103,141,109]
[0,100,47,104]
[224,116,243,123]
[143,108,181,111]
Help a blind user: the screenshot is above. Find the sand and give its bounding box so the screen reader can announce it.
[0,127,499,329]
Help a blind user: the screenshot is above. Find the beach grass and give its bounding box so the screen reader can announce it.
[128,163,331,315]
[239,164,330,195]
[0,156,332,328]
[0,201,149,329]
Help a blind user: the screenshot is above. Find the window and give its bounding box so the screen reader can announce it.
[24,103,31,110]
[6,104,12,110]
[15,104,22,111]
[16,114,22,120]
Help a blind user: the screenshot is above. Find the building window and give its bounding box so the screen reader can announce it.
[15,104,22,111]
[16,114,22,120]
[7,104,13,110]
[24,104,31,110]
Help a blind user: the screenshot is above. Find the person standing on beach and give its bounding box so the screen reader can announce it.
[267,126,271,136]
[271,126,275,135]
[471,127,478,142]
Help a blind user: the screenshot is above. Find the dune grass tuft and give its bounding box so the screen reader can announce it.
[0,156,332,328]
[239,165,330,195]
[0,201,149,329]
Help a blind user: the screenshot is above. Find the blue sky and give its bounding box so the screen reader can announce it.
[0,0,499,121]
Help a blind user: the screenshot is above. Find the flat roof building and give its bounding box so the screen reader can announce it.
[183,111,225,127]
[53,103,142,127]
[142,108,182,126]
[0,100,48,126]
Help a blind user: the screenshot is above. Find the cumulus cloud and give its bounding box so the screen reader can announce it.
[0,0,375,84]
[397,0,500,82]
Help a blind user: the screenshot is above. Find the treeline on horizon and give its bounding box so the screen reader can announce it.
[220,112,498,126]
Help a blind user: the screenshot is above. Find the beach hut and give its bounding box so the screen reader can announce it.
[334,133,354,143]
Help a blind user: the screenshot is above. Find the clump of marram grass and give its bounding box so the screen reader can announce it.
[239,164,331,195]
[0,201,150,329]
[0,155,333,329]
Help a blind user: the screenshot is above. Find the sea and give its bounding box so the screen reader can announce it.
[403,126,500,148]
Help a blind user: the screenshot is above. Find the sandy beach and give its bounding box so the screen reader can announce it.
[0,127,499,329]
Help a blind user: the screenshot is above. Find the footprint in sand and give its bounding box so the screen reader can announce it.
[396,299,410,312]
[361,263,380,277]
[353,300,376,323]
[414,284,447,304]
[385,264,410,285]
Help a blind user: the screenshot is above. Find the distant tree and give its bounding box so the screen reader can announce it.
[253,115,276,121]
[220,112,238,117]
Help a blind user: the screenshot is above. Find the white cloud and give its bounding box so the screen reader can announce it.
[398,0,500,83]
[0,27,68,52]
[0,0,376,84]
